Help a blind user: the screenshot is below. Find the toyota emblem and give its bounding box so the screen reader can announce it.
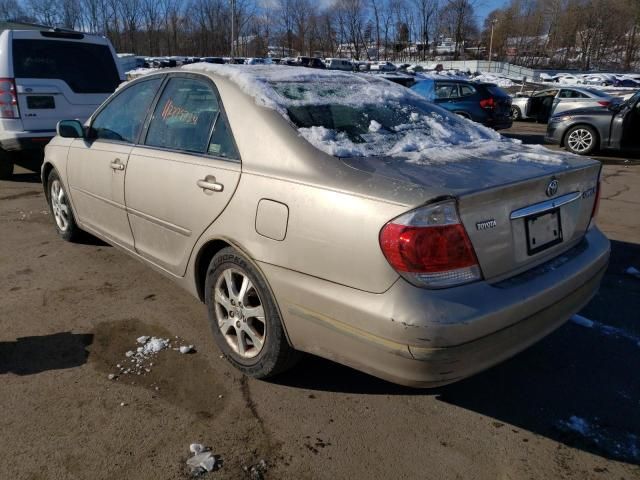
[546,178,559,197]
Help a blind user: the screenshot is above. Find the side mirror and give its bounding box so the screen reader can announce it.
[57,120,85,139]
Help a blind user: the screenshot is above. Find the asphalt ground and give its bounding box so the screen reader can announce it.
[1,130,639,479]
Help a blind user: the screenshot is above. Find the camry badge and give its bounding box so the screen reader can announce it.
[546,178,559,197]
[476,219,497,231]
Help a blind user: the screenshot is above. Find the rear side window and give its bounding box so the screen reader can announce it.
[12,39,121,94]
[459,84,476,96]
[145,77,239,158]
[91,78,162,143]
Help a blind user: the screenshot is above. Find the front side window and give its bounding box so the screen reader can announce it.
[91,77,162,143]
[435,83,459,99]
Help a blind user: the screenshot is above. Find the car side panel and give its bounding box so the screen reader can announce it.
[186,172,404,294]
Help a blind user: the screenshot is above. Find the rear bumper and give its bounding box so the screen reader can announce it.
[484,116,513,130]
[263,227,610,387]
[0,131,55,152]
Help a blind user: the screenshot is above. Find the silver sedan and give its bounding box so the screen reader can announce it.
[511,87,620,121]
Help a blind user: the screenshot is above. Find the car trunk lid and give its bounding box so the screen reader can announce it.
[341,142,601,282]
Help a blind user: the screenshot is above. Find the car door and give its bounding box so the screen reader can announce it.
[125,74,241,276]
[67,76,164,250]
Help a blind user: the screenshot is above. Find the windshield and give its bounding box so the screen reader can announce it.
[271,80,498,158]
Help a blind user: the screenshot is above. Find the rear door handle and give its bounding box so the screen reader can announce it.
[197,176,224,192]
[110,159,125,171]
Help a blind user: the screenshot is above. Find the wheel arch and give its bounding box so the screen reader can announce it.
[41,161,55,200]
[193,236,295,345]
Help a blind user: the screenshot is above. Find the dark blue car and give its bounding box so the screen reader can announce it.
[411,78,513,130]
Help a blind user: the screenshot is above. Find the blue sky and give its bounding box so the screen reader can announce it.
[475,0,510,24]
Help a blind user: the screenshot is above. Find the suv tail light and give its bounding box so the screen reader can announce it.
[479,97,495,109]
[379,200,482,288]
[597,100,610,107]
[0,78,19,118]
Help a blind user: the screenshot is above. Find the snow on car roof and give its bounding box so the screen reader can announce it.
[182,63,572,165]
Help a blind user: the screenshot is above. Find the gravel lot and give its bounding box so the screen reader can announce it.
[1,125,639,480]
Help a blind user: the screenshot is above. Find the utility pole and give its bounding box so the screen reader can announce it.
[230,0,235,59]
[488,18,497,73]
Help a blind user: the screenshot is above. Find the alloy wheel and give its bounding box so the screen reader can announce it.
[567,128,593,153]
[50,179,71,232]
[213,268,266,359]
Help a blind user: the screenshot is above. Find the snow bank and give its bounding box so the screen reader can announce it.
[472,73,515,87]
[125,67,159,78]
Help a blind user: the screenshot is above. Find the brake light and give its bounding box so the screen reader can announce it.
[479,97,495,109]
[597,101,610,107]
[0,78,19,118]
[379,200,482,288]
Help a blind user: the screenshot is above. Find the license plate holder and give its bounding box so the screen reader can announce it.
[27,96,55,109]
[525,209,563,255]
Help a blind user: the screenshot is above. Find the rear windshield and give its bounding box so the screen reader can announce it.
[486,85,510,98]
[13,39,120,94]
[271,80,497,157]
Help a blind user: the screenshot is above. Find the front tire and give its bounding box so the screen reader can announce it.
[564,125,598,155]
[205,247,299,379]
[47,169,81,241]
[510,106,522,120]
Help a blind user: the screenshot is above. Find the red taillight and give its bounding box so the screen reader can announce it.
[479,97,495,109]
[597,101,610,107]
[379,201,481,288]
[0,78,19,119]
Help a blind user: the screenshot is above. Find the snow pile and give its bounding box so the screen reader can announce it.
[625,266,640,279]
[110,336,196,378]
[126,67,159,78]
[571,314,640,346]
[472,73,515,87]
[557,415,640,462]
[186,444,216,474]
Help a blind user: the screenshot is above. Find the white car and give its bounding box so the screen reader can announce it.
[370,61,396,72]
[325,58,353,71]
[0,27,124,179]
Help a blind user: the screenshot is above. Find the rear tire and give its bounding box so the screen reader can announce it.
[0,150,14,180]
[510,106,522,121]
[564,125,598,155]
[47,169,81,241]
[205,247,299,379]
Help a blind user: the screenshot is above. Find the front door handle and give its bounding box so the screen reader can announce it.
[197,176,224,192]
[110,159,125,171]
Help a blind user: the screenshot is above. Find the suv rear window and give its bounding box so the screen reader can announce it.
[12,39,120,94]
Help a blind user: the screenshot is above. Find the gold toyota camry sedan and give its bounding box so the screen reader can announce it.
[42,65,609,387]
